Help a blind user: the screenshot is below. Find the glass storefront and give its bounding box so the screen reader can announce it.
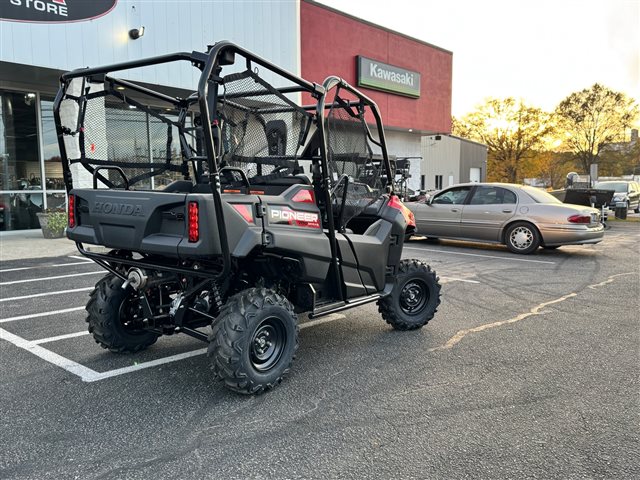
[1,89,45,231]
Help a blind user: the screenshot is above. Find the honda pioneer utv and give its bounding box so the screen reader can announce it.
[53,41,441,394]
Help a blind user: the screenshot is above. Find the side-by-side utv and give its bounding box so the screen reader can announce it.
[54,41,441,394]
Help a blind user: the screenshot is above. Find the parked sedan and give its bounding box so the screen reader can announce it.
[407,183,604,254]
[593,180,640,213]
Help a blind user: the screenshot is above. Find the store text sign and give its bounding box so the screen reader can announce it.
[357,56,421,98]
[1,0,117,23]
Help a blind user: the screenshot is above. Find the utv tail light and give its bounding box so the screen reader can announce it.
[388,195,415,227]
[567,214,590,224]
[68,194,76,228]
[188,201,199,242]
[292,189,315,204]
[232,204,254,224]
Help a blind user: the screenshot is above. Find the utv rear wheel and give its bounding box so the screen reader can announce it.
[378,259,441,331]
[86,275,159,353]
[208,288,298,395]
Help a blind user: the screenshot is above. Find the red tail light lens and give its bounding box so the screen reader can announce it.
[188,201,199,242]
[388,195,415,227]
[567,214,590,224]
[68,194,76,228]
[232,204,254,224]
[292,188,315,204]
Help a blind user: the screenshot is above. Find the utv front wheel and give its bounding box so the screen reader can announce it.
[378,259,441,330]
[208,288,298,395]
[86,275,159,353]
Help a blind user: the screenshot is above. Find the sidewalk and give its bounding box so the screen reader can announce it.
[0,230,78,262]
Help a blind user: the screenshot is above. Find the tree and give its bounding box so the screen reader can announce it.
[555,83,638,173]
[457,98,552,183]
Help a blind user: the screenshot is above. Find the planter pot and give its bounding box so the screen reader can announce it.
[36,212,66,239]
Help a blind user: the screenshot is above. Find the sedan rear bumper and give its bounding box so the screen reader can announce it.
[538,223,605,246]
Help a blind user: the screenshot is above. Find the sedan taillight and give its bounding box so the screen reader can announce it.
[567,214,591,224]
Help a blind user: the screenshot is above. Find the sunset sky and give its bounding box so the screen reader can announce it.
[318,0,639,118]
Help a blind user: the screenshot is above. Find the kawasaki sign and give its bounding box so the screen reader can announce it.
[1,0,117,23]
[357,56,421,98]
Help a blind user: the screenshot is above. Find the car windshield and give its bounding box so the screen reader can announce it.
[521,186,563,204]
[594,182,628,193]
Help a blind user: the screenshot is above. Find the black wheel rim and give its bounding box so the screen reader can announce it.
[250,316,286,372]
[399,279,429,316]
[118,295,146,334]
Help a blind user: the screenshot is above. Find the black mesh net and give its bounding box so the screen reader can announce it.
[218,71,312,183]
[59,79,189,189]
[326,88,385,227]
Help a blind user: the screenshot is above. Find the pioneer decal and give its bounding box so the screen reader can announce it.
[93,201,143,216]
[2,0,118,23]
[268,206,320,229]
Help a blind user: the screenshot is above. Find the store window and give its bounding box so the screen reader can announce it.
[41,98,66,191]
[0,89,43,230]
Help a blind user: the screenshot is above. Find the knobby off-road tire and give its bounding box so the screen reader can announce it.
[505,221,541,254]
[208,288,298,395]
[86,274,159,353]
[378,259,441,331]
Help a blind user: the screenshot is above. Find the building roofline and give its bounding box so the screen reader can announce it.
[448,134,487,148]
[304,0,453,55]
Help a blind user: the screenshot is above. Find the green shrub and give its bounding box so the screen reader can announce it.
[47,211,68,234]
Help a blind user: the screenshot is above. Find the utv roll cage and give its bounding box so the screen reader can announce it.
[53,40,394,307]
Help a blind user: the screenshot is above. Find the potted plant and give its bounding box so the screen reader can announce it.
[36,209,68,239]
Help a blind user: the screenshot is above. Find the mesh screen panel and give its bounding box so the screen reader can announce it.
[326,89,385,227]
[218,71,311,182]
[59,79,186,189]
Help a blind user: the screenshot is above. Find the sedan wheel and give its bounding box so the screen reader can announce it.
[505,222,540,254]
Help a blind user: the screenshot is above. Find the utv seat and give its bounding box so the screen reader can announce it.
[249,174,311,196]
[162,180,194,193]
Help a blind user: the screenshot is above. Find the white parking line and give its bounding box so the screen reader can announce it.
[32,331,90,345]
[403,246,556,264]
[0,327,100,380]
[440,276,480,284]
[0,271,103,286]
[0,261,94,274]
[0,307,86,324]
[0,287,93,303]
[0,313,349,383]
[86,349,209,382]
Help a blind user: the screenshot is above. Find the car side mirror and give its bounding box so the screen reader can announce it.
[423,194,433,205]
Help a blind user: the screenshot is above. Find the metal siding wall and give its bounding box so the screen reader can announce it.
[459,141,487,183]
[420,135,460,190]
[0,0,299,89]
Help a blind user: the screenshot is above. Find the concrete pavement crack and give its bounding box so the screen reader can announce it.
[428,271,637,353]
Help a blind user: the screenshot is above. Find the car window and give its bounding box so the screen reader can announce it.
[594,182,628,193]
[469,186,517,205]
[432,187,472,205]
[521,186,563,204]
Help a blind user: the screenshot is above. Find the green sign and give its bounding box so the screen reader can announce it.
[357,56,421,98]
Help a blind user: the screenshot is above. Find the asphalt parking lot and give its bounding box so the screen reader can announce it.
[1,223,639,479]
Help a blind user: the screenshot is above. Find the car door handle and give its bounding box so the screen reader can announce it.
[502,209,513,213]
[451,208,459,213]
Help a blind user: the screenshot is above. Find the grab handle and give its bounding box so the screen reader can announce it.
[93,166,129,190]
